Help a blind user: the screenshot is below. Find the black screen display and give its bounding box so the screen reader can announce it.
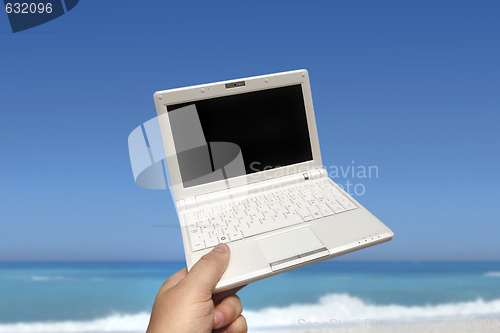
[167,84,313,187]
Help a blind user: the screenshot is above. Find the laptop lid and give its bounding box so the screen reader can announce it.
[154,69,322,202]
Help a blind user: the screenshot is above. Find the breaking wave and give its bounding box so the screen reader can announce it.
[1,294,500,332]
[243,293,500,329]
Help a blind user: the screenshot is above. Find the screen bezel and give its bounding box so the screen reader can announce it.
[154,70,323,202]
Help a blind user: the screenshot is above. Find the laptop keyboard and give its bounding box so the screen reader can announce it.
[184,180,358,252]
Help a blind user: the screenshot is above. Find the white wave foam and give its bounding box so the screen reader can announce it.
[0,312,150,333]
[2,294,500,332]
[243,293,500,329]
[484,271,500,277]
[28,276,105,282]
[31,276,68,282]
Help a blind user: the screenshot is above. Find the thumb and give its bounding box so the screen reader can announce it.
[183,243,230,295]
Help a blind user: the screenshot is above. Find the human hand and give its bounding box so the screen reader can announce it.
[147,243,247,333]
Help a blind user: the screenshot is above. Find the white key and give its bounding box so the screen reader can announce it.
[185,215,199,226]
[250,212,264,220]
[292,196,307,205]
[260,217,277,233]
[247,218,261,229]
[319,203,334,216]
[201,228,216,241]
[295,201,308,209]
[219,226,233,237]
[222,210,235,218]
[228,230,243,241]
[303,193,315,201]
[224,217,237,226]
[246,202,258,209]
[260,217,274,225]
[239,223,253,237]
[273,213,290,228]
[197,213,210,221]
[247,204,259,213]
[211,219,227,229]
[258,203,271,213]
[284,211,304,225]
[285,202,300,212]
[327,200,346,213]
[310,210,323,220]
[209,216,223,224]
[302,214,314,222]
[233,204,245,211]
[265,193,275,200]
[262,210,274,218]
[328,186,342,196]
[269,201,281,208]
[197,219,210,227]
[324,192,335,202]
[234,210,247,219]
[298,208,314,222]
[191,240,205,252]
[307,199,319,206]
[320,182,332,190]
[188,226,202,239]
[337,196,357,210]
[308,204,320,214]
[245,202,259,213]
[239,215,252,224]
[199,227,213,238]
[204,237,218,248]
[313,193,325,201]
[199,228,213,241]
[274,206,288,214]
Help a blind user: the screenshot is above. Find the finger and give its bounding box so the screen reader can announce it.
[213,285,247,304]
[182,243,230,296]
[159,267,188,292]
[213,315,247,333]
[213,295,243,330]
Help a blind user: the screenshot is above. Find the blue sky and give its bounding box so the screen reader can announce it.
[0,1,498,261]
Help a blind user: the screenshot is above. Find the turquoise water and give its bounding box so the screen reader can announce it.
[1,261,499,331]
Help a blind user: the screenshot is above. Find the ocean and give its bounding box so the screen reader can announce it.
[0,261,499,332]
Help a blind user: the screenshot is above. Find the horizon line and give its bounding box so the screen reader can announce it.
[0,259,499,263]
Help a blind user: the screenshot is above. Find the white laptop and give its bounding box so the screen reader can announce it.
[153,69,394,292]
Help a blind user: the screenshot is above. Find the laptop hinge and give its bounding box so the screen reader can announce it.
[303,168,325,180]
[176,199,186,211]
[309,167,327,180]
[183,197,197,210]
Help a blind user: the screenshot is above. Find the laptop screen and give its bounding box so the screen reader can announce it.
[167,84,313,188]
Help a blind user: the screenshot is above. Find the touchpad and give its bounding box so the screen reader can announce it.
[256,226,326,264]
